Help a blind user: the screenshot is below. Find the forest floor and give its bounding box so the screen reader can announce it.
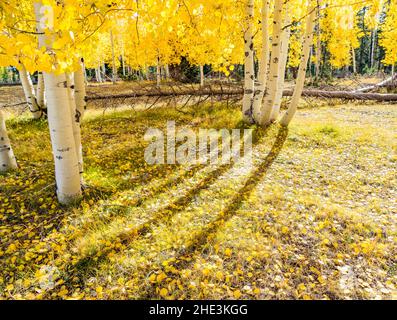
[0,94,396,299]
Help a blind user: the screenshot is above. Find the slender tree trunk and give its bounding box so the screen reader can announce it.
[156,58,161,87]
[258,0,284,125]
[242,0,255,123]
[74,58,87,119]
[252,0,270,122]
[66,73,84,185]
[19,65,42,119]
[110,31,117,84]
[36,72,46,111]
[352,46,357,74]
[165,64,170,79]
[0,110,17,172]
[270,11,291,122]
[280,3,316,127]
[199,65,205,87]
[370,28,377,70]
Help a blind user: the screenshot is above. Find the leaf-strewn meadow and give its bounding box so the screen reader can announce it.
[1,100,396,300]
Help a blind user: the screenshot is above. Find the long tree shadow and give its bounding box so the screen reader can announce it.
[43,126,275,295]
[139,126,289,299]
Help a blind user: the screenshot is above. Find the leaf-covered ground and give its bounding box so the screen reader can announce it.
[0,101,396,300]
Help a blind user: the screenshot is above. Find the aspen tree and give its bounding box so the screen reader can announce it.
[34,1,82,204]
[36,72,46,111]
[0,110,17,172]
[242,0,255,124]
[19,64,42,119]
[253,0,270,122]
[280,2,316,127]
[199,65,204,87]
[110,30,117,84]
[258,0,284,125]
[270,9,292,122]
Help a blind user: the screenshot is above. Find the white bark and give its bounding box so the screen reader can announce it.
[156,58,161,87]
[199,65,205,87]
[34,2,82,203]
[258,0,284,125]
[96,67,102,83]
[36,72,46,110]
[280,4,316,127]
[74,59,87,119]
[270,12,291,122]
[66,73,84,185]
[110,31,117,84]
[253,0,270,122]
[44,73,82,203]
[352,46,357,74]
[19,65,42,119]
[33,2,46,112]
[0,110,18,172]
[242,0,255,123]
[165,64,170,79]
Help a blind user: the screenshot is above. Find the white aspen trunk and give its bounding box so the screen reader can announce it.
[156,58,161,87]
[270,12,291,122]
[0,110,18,172]
[370,28,377,69]
[146,66,150,81]
[165,64,170,79]
[258,0,284,126]
[315,33,321,79]
[74,59,87,119]
[34,2,82,204]
[36,72,46,110]
[242,0,255,123]
[253,0,270,122]
[352,46,357,74]
[82,60,88,85]
[121,41,126,77]
[33,2,46,112]
[66,73,84,185]
[101,63,106,81]
[110,31,116,84]
[199,65,205,87]
[44,73,82,203]
[280,4,316,127]
[19,65,42,119]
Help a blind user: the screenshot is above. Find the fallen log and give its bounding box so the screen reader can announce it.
[285,89,397,101]
[353,75,397,93]
[87,87,397,102]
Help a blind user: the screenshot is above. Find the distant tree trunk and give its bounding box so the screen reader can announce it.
[110,31,117,84]
[165,64,170,79]
[352,46,357,74]
[19,65,42,119]
[199,65,205,87]
[252,0,270,122]
[242,0,255,123]
[370,28,377,70]
[315,3,322,79]
[280,3,316,127]
[156,58,161,87]
[0,110,18,172]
